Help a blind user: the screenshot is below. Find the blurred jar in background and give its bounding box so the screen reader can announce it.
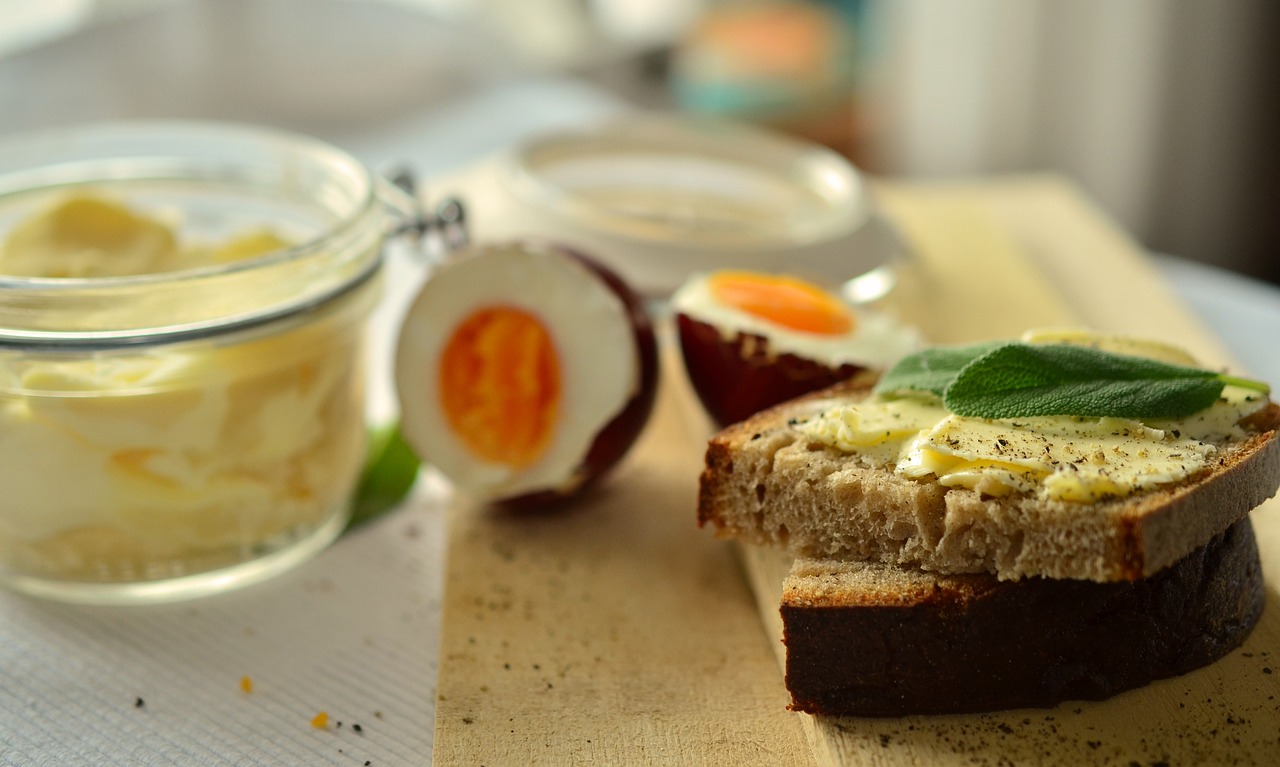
[671,0,868,165]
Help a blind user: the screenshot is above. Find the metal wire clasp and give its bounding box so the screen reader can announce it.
[382,166,469,261]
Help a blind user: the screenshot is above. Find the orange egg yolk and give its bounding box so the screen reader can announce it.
[438,306,561,468]
[708,271,855,335]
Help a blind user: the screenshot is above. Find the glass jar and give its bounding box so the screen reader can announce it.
[439,115,904,302]
[0,123,392,604]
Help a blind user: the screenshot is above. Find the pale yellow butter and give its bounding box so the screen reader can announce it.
[0,194,288,278]
[800,386,1265,503]
[796,395,943,465]
[0,194,364,579]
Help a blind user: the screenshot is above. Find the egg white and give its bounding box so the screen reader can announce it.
[394,243,640,501]
[669,272,922,367]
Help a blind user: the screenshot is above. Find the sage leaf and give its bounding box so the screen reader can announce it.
[943,343,1226,419]
[347,422,420,531]
[874,341,1004,397]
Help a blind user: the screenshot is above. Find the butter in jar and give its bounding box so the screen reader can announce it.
[0,123,389,603]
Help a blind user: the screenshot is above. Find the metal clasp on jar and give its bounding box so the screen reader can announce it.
[380,166,469,261]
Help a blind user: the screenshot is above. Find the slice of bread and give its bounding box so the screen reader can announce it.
[780,516,1264,716]
[699,374,1280,582]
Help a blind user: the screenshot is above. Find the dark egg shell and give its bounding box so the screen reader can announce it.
[504,245,660,508]
[676,312,863,427]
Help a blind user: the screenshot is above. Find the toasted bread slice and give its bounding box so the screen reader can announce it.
[699,374,1280,581]
[780,517,1264,716]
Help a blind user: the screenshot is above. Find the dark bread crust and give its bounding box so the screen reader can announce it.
[782,517,1265,716]
[699,374,1280,581]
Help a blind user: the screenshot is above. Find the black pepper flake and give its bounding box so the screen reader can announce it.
[1264,667,1273,674]
[134,697,145,709]
[365,762,372,766]
[353,723,363,734]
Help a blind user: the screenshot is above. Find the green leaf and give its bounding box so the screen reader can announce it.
[943,343,1228,419]
[874,341,1005,397]
[346,422,421,531]
[874,340,1271,420]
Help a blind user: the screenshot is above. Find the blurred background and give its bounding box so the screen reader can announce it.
[1,0,1276,284]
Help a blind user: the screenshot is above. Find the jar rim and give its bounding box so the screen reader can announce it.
[0,121,386,347]
[504,114,870,250]
[0,120,378,289]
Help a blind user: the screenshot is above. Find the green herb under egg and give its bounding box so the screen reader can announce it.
[347,423,420,530]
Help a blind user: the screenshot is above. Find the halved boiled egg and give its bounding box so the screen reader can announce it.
[394,241,658,505]
[672,269,921,425]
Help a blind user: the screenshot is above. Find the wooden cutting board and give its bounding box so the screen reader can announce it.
[431,175,1280,765]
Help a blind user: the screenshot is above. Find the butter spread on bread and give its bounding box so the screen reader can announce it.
[798,385,1265,503]
[799,331,1269,502]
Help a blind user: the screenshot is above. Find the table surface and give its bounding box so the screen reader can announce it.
[424,175,1280,766]
[4,8,1280,765]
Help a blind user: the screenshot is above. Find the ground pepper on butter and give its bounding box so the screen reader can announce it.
[800,333,1270,503]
